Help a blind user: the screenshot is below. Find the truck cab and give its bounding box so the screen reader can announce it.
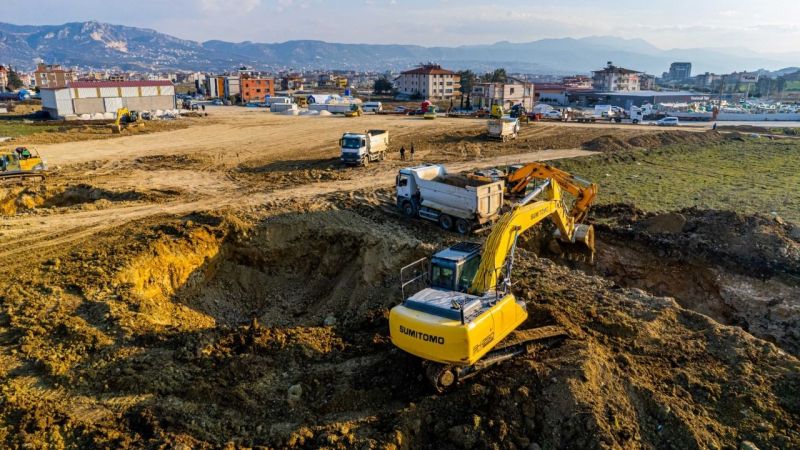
[340,133,369,165]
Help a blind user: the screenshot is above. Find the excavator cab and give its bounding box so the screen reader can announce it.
[429,243,482,292]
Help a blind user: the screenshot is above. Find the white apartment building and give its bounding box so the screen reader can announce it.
[592,62,642,92]
[471,82,534,110]
[394,64,460,99]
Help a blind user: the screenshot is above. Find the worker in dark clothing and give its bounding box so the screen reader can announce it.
[201,104,206,112]
[712,122,717,130]
[399,146,406,161]
[410,144,415,161]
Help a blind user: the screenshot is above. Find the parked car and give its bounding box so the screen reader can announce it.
[543,110,563,120]
[653,117,679,126]
[211,99,224,106]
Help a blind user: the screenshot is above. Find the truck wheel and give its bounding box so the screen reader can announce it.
[379,152,385,161]
[439,214,453,230]
[455,219,471,235]
[402,201,416,218]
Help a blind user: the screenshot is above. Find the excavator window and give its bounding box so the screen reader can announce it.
[430,263,456,290]
[457,254,481,292]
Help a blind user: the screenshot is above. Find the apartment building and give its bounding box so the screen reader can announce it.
[240,76,275,103]
[34,63,77,88]
[471,82,534,110]
[394,64,460,99]
[592,62,642,92]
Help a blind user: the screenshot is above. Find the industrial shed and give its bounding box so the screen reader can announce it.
[40,80,176,119]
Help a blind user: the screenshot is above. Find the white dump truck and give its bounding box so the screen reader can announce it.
[487,117,520,141]
[396,164,504,234]
[340,130,389,166]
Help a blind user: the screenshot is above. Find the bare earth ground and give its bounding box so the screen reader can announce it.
[0,108,797,449]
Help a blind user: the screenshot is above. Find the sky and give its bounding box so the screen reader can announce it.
[2,0,799,54]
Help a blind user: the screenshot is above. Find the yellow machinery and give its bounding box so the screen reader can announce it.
[0,147,47,182]
[390,169,596,392]
[345,104,363,117]
[423,105,437,120]
[110,107,144,134]
[490,104,504,119]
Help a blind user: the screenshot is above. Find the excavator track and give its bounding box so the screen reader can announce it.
[0,172,47,183]
[424,325,568,393]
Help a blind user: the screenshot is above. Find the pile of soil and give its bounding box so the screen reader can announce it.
[583,130,724,153]
[588,204,800,357]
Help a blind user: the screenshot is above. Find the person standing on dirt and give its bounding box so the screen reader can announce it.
[400,146,406,161]
[201,104,206,112]
[410,144,415,161]
[712,122,717,131]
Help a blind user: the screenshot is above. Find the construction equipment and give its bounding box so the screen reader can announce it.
[345,104,363,117]
[510,104,530,123]
[110,107,144,133]
[423,105,438,120]
[487,117,520,141]
[390,170,596,392]
[505,162,597,222]
[0,147,47,182]
[340,130,389,166]
[490,104,504,119]
[396,164,504,234]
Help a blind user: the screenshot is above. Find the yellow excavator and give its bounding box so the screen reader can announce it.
[110,107,144,134]
[345,104,363,117]
[0,147,47,182]
[390,167,596,392]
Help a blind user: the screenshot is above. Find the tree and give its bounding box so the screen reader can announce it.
[489,68,507,83]
[457,70,477,109]
[6,69,23,90]
[373,76,394,95]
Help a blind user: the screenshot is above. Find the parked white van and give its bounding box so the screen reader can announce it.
[363,102,383,113]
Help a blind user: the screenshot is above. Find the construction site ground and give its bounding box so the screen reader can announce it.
[0,107,798,449]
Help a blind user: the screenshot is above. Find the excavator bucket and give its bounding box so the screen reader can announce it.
[550,224,595,263]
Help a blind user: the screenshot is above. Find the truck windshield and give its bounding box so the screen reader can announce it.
[342,137,363,149]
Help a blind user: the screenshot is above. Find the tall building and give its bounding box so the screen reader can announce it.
[668,62,692,81]
[471,82,534,110]
[591,62,642,92]
[394,64,461,99]
[34,63,77,88]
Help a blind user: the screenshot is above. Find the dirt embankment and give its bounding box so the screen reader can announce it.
[582,130,725,153]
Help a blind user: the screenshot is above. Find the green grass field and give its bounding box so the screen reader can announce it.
[0,119,61,138]
[554,138,800,224]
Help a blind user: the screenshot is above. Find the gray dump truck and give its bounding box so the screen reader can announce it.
[340,130,389,166]
[396,164,504,234]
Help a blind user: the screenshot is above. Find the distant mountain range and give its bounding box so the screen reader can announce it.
[0,21,798,76]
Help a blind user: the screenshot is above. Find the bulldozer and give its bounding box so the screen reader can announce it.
[390,165,597,392]
[345,104,363,117]
[423,104,438,120]
[0,147,47,182]
[110,107,145,134]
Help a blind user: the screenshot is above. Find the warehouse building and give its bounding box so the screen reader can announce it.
[572,90,713,108]
[40,80,176,119]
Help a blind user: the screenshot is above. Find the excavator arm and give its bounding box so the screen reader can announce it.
[506,162,598,222]
[470,179,594,295]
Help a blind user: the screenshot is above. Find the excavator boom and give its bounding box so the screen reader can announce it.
[506,162,597,222]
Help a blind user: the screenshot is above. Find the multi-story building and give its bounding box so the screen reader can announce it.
[34,63,77,88]
[668,62,692,81]
[639,74,656,91]
[240,76,275,103]
[282,74,304,91]
[471,82,534,110]
[0,66,8,92]
[394,64,460,99]
[562,75,592,89]
[591,62,642,92]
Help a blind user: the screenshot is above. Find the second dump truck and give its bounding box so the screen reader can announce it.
[396,164,504,234]
[340,130,389,166]
[487,117,520,141]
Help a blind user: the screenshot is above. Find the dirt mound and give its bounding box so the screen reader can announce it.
[0,183,179,216]
[583,130,723,153]
[585,207,800,356]
[0,205,797,449]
